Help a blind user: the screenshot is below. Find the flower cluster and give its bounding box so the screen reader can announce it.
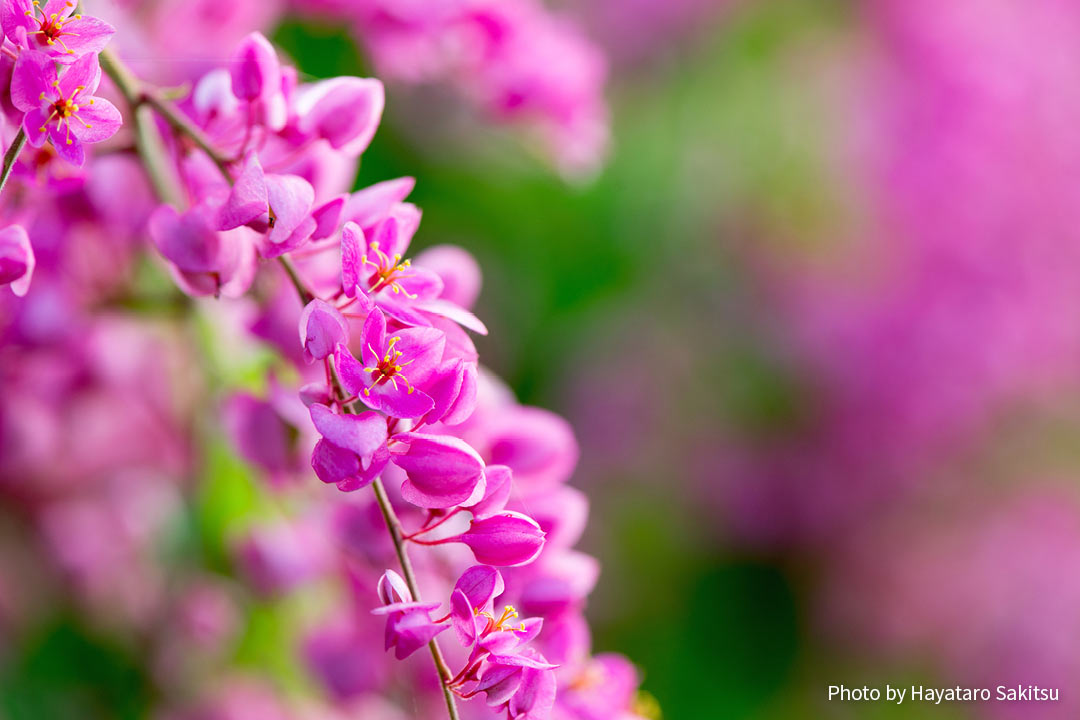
[0,1,643,716]
[0,0,120,299]
[199,35,641,716]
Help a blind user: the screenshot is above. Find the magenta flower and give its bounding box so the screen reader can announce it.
[216,155,317,256]
[471,647,558,720]
[372,570,448,659]
[294,75,384,155]
[1,0,114,62]
[229,32,280,103]
[10,50,121,166]
[148,204,257,298]
[449,511,546,567]
[340,214,441,322]
[449,567,542,657]
[452,566,505,614]
[308,403,388,492]
[410,506,547,566]
[335,309,444,418]
[0,224,34,297]
[298,299,349,364]
[376,567,412,606]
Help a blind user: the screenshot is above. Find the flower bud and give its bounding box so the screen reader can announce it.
[452,512,546,567]
[230,32,281,102]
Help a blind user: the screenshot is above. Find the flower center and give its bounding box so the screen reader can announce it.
[362,241,416,297]
[52,97,77,119]
[38,84,93,146]
[362,336,416,394]
[477,605,525,633]
[26,1,79,53]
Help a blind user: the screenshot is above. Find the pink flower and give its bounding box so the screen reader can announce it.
[449,511,546,567]
[10,50,121,166]
[229,32,280,103]
[148,204,257,298]
[471,647,557,720]
[294,75,384,155]
[216,155,317,257]
[335,309,444,419]
[1,0,114,62]
[308,402,389,492]
[340,217,488,333]
[372,570,448,659]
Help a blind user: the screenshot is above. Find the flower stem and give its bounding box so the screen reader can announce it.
[100,47,183,206]
[0,128,26,196]
[140,92,234,180]
[278,256,314,305]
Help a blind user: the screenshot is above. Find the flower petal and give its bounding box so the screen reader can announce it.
[59,51,101,97]
[308,403,387,459]
[392,432,486,509]
[340,220,364,298]
[453,565,505,611]
[299,299,349,363]
[10,50,52,112]
[69,96,121,144]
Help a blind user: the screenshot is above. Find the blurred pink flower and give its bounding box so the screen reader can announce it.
[726,0,1080,544]
[825,485,1080,720]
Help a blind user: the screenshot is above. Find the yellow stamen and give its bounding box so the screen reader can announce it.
[476,605,526,633]
[362,241,418,298]
[363,336,417,394]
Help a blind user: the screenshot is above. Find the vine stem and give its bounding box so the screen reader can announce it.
[100,44,461,720]
[0,128,26,196]
[278,255,314,305]
[140,92,234,179]
[99,47,183,206]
